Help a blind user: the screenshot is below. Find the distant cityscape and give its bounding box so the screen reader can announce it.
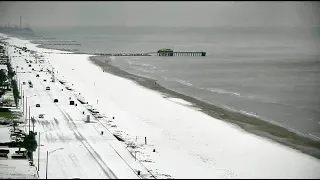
[0,16,33,33]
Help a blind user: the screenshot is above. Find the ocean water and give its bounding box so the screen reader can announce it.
[12,26,320,139]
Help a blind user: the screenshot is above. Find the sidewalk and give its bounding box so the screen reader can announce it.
[0,125,38,179]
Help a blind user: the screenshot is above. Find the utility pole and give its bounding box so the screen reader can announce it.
[38,132,40,171]
[20,16,22,29]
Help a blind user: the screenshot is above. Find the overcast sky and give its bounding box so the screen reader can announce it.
[0,1,319,28]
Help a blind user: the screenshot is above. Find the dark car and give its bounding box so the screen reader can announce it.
[43,79,47,82]
[36,74,39,77]
[54,99,58,103]
[28,64,31,67]
[36,104,40,107]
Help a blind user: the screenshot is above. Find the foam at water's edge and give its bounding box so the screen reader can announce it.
[88,55,320,159]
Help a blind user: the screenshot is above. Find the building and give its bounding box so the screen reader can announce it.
[157,48,174,56]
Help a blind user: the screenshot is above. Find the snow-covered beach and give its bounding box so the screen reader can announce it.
[2,33,320,178]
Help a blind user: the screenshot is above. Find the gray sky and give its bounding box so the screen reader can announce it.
[0,1,319,28]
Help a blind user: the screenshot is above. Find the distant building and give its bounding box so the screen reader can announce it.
[157,48,174,56]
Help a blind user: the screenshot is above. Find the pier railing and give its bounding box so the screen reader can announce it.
[55,51,206,57]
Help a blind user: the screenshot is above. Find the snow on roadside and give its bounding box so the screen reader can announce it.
[2,33,320,179]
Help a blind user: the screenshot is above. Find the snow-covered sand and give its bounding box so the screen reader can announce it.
[2,33,320,179]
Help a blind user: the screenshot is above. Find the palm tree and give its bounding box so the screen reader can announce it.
[12,120,18,131]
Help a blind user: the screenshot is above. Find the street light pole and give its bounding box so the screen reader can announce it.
[37,129,52,173]
[46,148,64,179]
[46,151,48,179]
[22,90,24,115]
[38,132,40,171]
[32,116,35,132]
[25,95,36,133]
[18,79,20,97]
[25,97,27,124]
[29,106,30,133]
[20,83,22,107]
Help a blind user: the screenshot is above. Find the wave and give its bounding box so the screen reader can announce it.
[207,87,320,115]
[206,88,278,105]
[220,104,308,137]
[221,104,260,119]
[131,67,154,73]
[208,88,241,97]
[174,79,193,87]
[141,63,156,69]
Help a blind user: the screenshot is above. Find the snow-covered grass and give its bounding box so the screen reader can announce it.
[0,158,37,179]
[0,125,11,143]
[2,33,320,179]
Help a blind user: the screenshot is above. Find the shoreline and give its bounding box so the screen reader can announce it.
[3,32,320,178]
[90,55,320,159]
[35,43,79,53]
[3,32,320,159]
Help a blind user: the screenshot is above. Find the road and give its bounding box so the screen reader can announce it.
[10,46,149,179]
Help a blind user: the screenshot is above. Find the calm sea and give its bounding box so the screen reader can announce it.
[12,26,320,139]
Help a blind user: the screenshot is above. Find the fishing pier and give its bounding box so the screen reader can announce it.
[154,48,206,56]
[54,48,206,57]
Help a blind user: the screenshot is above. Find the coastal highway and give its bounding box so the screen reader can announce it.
[9,46,148,179]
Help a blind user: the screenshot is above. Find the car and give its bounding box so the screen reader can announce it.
[28,64,31,67]
[46,86,50,90]
[32,68,34,71]
[38,114,44,118]
[43,79,47,82]
[36,104,40,107]
[91,109,99,114]
[22,82,26,85]
[29,84,33,88]
[36,74,39,77]
[54,99,58,103]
